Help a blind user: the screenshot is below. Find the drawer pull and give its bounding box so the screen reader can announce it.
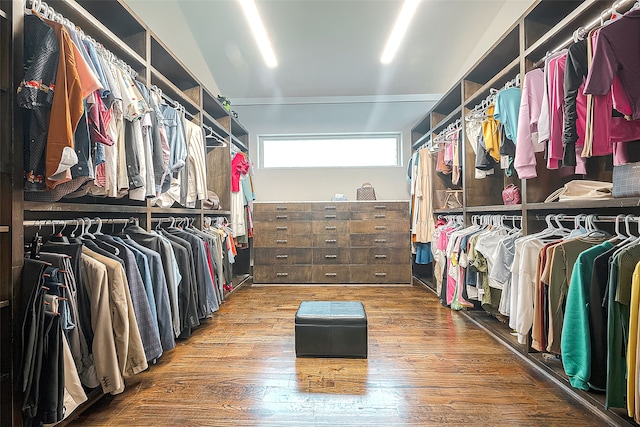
[375,226,387,230]
[276,226,288,231]
[325,226,337,231]
[325,239,337,243]
[276,272,289,277]
[375,273,387,277]
[325,206,337,210]
[276,206,288,211]
[325,273,338,277]
[374,206,386,210]
[276,255,289,259]
[325,215,337,219]
[374,214,386,219]
[375,254,387,259]
[325,254,338,259]
[276,215,288,219]
[374,239,387,243]
[276,239,288,244]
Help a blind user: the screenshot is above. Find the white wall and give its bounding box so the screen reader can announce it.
[234,97,437,202]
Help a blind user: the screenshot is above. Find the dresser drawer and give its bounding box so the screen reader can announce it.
[350,210,408,220]
[311,221,350,234]
[311,265,351,283]
[349,220,409,234]
[254,248,312,265]
[350,265,412,284]
[255,211,312,222]
[313,248,351,264]
[350,201,408,212]
[254,221,312,235]
[311,202,350,212]
[312,234,350,248]
[254,203,311,213]
[350,247,411,264]
[350,233,409,248]
[311,211,351,221]
[253,266,312,284]
[253,233,312,248]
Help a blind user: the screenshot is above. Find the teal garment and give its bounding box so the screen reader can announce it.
[493,87,521,144]
[606,244,640,409]
[561,241,613,391]
[240,175,255,206]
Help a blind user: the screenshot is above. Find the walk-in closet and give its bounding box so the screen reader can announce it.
[3,0,640,425]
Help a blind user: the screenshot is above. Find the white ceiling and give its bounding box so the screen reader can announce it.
[125,0,537,104]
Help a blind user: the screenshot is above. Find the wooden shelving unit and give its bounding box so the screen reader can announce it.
[410,1,640,425]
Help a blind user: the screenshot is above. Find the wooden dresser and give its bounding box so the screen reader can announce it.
[253,201,412,284]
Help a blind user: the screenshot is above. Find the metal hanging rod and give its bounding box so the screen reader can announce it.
[24,0,138,78]
[23,218,136,227]
[535,214,639,223]
[533,0,639,68]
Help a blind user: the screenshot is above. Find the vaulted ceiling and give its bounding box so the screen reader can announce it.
[125,0,537,103]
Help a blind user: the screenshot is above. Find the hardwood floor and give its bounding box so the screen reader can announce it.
[68,284,607,427]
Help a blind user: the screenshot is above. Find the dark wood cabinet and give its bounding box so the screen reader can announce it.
[253,201,412,284]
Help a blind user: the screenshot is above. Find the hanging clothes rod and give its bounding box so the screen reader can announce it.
[535,214,639,223]
[202,123,227,146]
[532,0,637,68]
[466,74,520,122]
[24,0,138,78]
[23,218,135,227]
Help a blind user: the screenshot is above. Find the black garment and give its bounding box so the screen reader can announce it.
[124,120,144,189]
[159,231,200,335]
[19,15,59,190]
[563,40,588,167]
[475,135,497,171]
[39,312,64,424]
[588,246,617,391]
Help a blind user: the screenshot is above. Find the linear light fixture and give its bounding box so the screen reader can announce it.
[238,0,278,68]
[380,0,421,64]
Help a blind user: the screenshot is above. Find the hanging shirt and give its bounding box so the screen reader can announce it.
[515,69,545,179]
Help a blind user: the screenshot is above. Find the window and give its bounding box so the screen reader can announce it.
[259,133,402,168]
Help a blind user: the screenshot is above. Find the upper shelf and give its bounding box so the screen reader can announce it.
[431,81,462,117]
[45,0,146,70]
[464,25,520,88]
[203,89,229,120]
[150,35,200,105]
[464,58,520,108]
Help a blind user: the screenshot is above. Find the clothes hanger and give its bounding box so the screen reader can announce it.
[80,217,95,239]
[93,217,104,235]
[47,221,70,244]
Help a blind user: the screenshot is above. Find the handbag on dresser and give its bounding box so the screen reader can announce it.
[356,182,377,200]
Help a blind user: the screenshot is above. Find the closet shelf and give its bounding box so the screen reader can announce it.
[523,0,601,59]
[466,204,522,213]
[150,67,200,113]
[0,300,9,309]
[202,111,230,137]
[230,135,249,153]
[431,82,462,118]
[464,57,520,107]
[231,116,249,137]
[202,89,229,120]
[150,207,201,215]
[23,201,147,214]
[527,197,640,210]
[434,208,463,215]
[431,106,462,135]
[45,0,146,68]
[204,210,231,216]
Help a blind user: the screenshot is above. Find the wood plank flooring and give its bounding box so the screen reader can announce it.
[67,284,607,426]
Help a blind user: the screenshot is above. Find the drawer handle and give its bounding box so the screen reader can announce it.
[276,272,289,277]
[325,273,338,277]
[374,206,386,210]
[325,206,337,210]
[325,255,338,259]
[325,215,337,219]
[276,226,288,231]
[276,215,288,219]
[375,226,387,230]
[276,239,288,244]
[325,239,337,243]
[276,206,288,211]
[325,226,337,231]
[374,239,387,243]
[375,273,387,277]
[375,254,387,259]
[374,214,386,219]
[276,255,288,259]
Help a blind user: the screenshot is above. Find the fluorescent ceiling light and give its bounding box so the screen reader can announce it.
[381,0,421,64]
[238,0,278,68]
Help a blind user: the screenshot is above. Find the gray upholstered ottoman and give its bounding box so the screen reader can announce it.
[295,301,367,358]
